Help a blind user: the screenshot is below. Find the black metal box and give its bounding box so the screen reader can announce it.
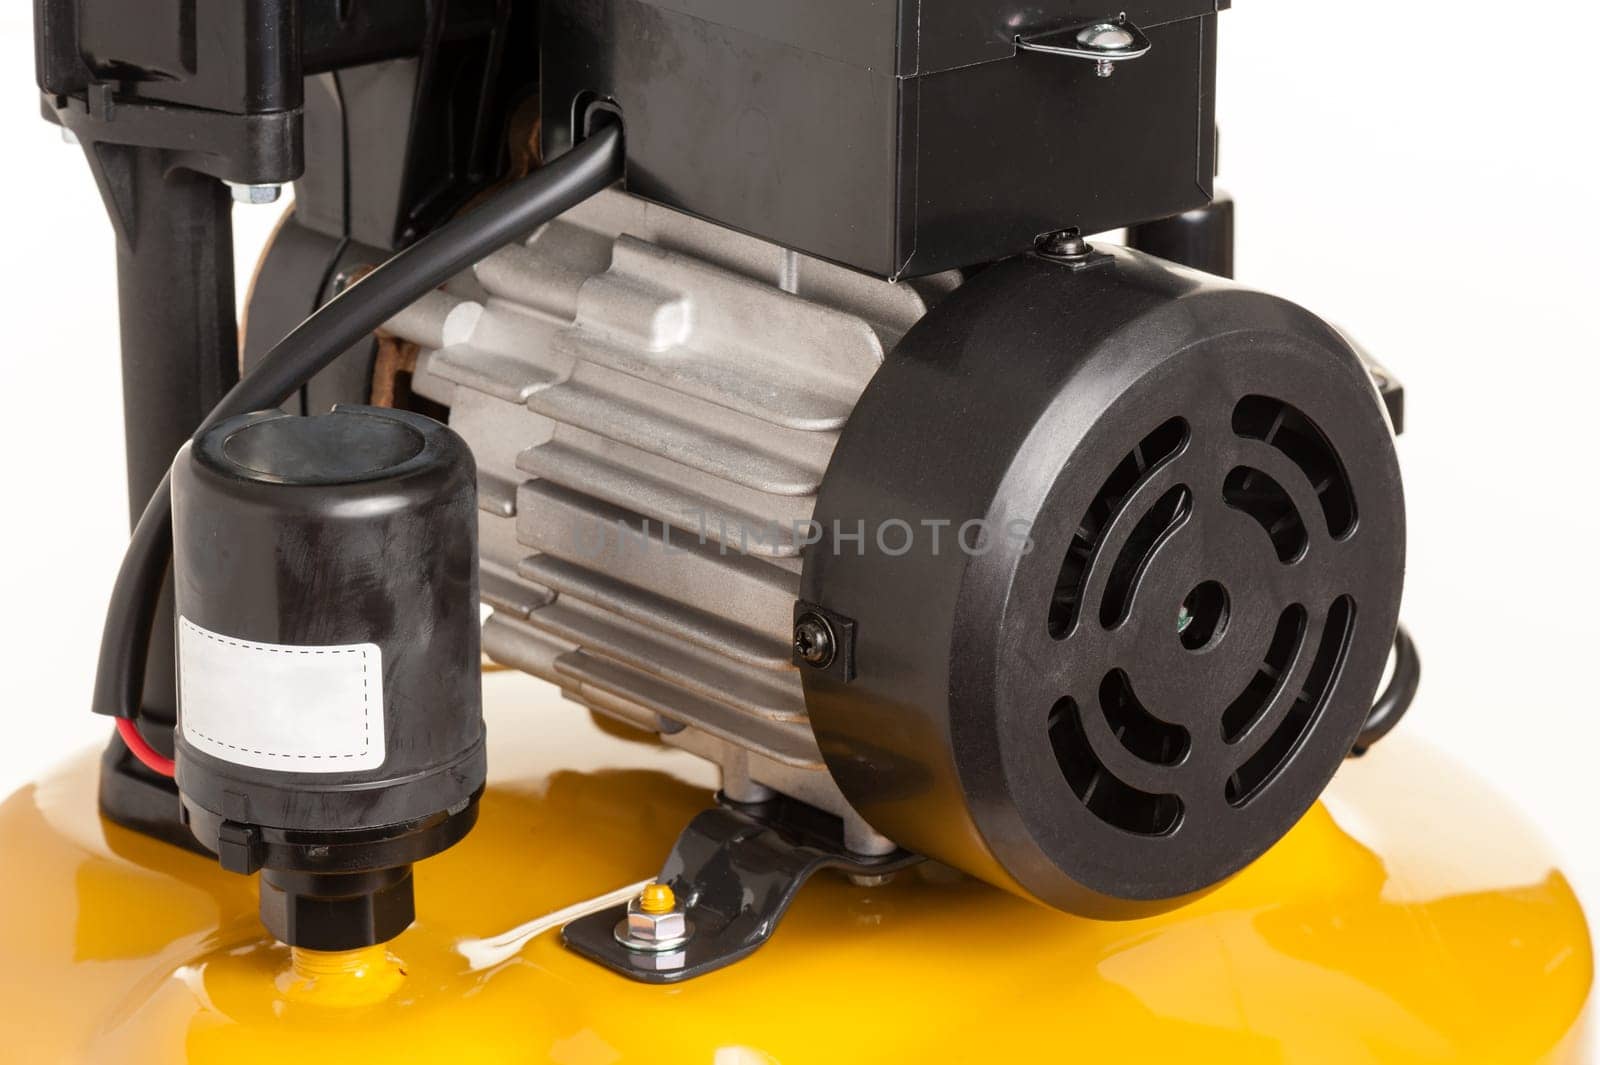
[542,0,1223,279]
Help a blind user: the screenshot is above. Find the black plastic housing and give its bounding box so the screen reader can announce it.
[171,406,485,948]
[542,0,1223,278]
[800,249,1406,917]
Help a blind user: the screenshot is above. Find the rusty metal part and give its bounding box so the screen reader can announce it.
[369,335,420,409]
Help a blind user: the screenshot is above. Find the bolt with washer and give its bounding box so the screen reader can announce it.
[794,614,836,668]
[1077,22,1136,77]
[1036,230,1093,260]
[614,881,694,961]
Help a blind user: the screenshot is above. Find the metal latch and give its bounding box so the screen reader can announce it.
[1016,15,1152,78]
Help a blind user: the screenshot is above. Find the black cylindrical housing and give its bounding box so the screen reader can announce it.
[801,249,1405,919]
[170,406,484,947]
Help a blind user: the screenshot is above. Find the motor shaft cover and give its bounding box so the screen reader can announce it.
[800,247,1405,917]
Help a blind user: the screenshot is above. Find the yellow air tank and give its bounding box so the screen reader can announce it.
[0,671,1590,1063]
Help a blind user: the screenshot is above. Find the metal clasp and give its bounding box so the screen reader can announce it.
[1016,14,1152,78]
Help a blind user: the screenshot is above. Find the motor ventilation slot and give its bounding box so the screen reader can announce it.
[1100,670,1191,766]
[1227,596,1356,807]
[1050,417,1189,640]
[1100,485,1192,629]
[1231,396,1357,540]
[1048,696,1184,837]
[1221,604,1307,743]
[1223,466,1308,563]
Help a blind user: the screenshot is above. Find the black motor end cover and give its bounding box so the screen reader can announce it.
[800,248,1405,918]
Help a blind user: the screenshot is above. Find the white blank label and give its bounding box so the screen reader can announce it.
[178,617,386,773]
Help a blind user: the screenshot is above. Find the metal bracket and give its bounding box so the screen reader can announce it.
[1017,15,1152,77]
[563,797,922,984]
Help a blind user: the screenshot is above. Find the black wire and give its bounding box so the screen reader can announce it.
[95,122,625,723]
[1350,624,1419,756]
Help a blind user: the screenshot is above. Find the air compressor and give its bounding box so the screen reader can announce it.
[0,0,1589,1061]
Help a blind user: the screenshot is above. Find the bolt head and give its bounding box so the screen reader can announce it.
[1078,23,1136,51]
[794,615,837,668]
[1036,231,1093,259]
[227,182,283,206]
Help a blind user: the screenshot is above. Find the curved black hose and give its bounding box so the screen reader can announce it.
[1350,625,1419,756]
[95,122,625,723]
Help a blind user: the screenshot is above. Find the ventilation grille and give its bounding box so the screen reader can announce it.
[1044,398,1362,837]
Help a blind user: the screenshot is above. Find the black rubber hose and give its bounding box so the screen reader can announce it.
[1350,625,1419,756]
[95,122,625,725]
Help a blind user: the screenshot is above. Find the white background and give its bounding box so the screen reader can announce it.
[0,0,1594,970]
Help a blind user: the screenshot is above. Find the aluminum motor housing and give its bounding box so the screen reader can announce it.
[384,192,1405,913]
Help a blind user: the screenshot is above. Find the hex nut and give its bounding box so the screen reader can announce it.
[614,894,694,953]
[626,902,689,944]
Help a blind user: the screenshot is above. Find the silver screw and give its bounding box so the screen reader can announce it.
[794,614,836,668]
[226,182,282,206]
[1079,23,1135,49]
[1077,23,1135,78]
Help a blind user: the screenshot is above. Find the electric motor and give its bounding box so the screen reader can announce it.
[384,194,1405,918]
[170,406,484,950]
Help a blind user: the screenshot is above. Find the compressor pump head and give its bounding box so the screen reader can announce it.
[170,406,485,950]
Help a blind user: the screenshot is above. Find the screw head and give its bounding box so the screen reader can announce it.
[1078,23,1136,51]
[1035,230,1093,260]
[794,614,837,668]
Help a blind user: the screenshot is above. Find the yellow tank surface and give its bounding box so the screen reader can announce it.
[0,671,1590,1063]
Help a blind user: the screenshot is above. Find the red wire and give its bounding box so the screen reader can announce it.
[116,718,176,778]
